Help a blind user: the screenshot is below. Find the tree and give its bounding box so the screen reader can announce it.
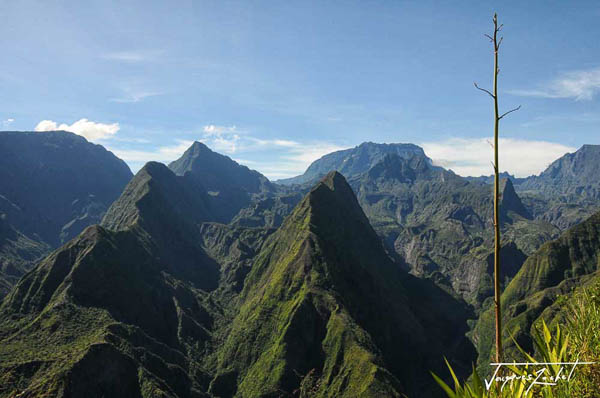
[474,13,520,363]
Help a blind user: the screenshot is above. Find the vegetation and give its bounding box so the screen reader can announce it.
[2,133,599,397]
[435,281,600,397]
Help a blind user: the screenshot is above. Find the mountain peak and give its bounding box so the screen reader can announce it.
[518,143,600,200]
[186,141,213,156]
[319,170,347,190]
[276,142,430,186]
[168,141,273,194]
[310,171,361,208]
[500,177,531,220]
[304,171,375,239]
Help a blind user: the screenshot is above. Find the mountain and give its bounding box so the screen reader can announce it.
[0,224,218,397]
[168,142,276,223]
[0,157,264,397]
[517,145,600,230]
[210,171,475,397]
[342,152,556,308]
[275,142,428,186]
[465,172,523,185]
[101,161,220,290]
[263,143,560,308]
[0,217,49,297]
[474,209,600,366]
[470,145,600,230]
[0,169,475,398]
[0,130,132,297]
[518,144,600,200]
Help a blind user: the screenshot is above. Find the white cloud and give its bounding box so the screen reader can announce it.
[198,124,348,179]
[102,124,347,180]
[421,137,576,177]
[34,118,119,141]
[108,140,193,163]
[2,118,14,127]
[509,67,600,100]
[202,125,241,153]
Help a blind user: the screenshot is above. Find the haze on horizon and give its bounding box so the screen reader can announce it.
[2,1,600,179]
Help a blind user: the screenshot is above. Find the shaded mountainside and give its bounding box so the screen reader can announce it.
[0,131,132,245]
[0,157,274,397]
[168,142,277,223]
[275,142,427,186]
[0,218,49,297]
[0,170,475,398]
[0,130,132,298]
[473,210,600,368]
[0,225,219,398]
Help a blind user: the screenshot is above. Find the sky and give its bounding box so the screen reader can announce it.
[2,0,600,179]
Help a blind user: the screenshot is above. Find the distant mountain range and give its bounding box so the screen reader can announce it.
[0,133,598,397]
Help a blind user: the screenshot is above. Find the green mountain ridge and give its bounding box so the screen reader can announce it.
[1,135,598,397]
[474,209,600,368]
[0,168,475,397]
[212,171,475,397]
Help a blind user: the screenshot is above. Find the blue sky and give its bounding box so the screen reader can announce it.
[2,1,600,179]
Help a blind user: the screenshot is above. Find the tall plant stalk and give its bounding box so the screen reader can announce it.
[474,13,520,363]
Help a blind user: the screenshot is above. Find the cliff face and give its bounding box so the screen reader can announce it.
[0,130,132,298]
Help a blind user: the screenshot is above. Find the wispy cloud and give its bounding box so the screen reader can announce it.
[110,88,161,103]
[34,118,119,141]
[102,50,162,63]
[509,67,600,100]
[421,137,575,177]
[2,118,14,128]
[202,125,241,153]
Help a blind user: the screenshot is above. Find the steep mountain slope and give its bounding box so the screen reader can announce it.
[347,153,557,308]
[473,210,600,366]
[276,142,427,186]
[0,218,49,297]
[518,144,600,200]
[212,172,475,397]
[168,142,276,223]
[0,225,218,398]
[269,143,559,308]
[0,130,133,297]
[0,159,259,397]
[0,167,475,397]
